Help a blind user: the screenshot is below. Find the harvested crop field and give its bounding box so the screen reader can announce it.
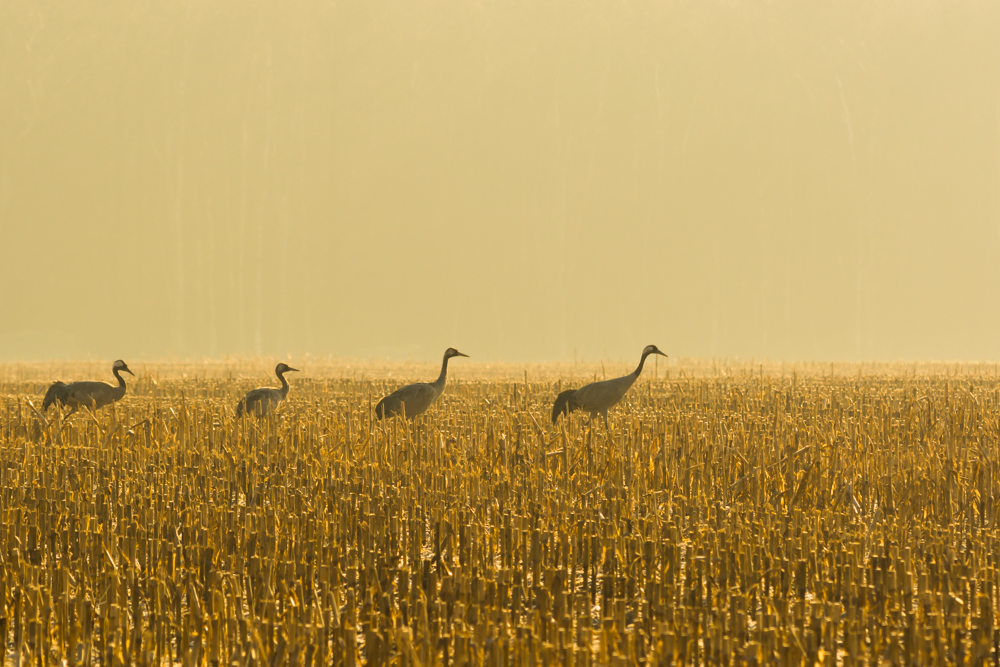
[2,359,1000,666]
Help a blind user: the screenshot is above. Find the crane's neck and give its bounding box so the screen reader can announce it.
[110,368,129,401]
[633,350,654,377]
[432,354,451,389]
[112,368,128,389]
[277,369,290,398]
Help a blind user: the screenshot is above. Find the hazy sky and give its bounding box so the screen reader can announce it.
[2,0,999,362]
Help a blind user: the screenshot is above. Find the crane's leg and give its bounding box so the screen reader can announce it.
[601,410,610,432]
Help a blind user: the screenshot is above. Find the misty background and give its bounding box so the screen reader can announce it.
[1,0,999,363]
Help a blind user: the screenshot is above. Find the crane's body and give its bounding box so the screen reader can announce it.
[236,363,299,417]
[42,360,134,414]
[552,345,667,427]
[375,348,468,420]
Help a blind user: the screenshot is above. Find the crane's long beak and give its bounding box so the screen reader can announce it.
[124,368,135,376]
[455,351,469,358]
[657,351,668,357]
[287,367,300,373]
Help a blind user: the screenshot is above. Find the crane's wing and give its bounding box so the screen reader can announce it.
[570,375,635,413]
[64,381,113,408]
[376,382,439,419]
[238,387,281,417]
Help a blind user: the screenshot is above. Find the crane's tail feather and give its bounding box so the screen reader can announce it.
[235,400,245,417]
[42,382,68,411]
[374,397,389,420]
[552,389,578,423]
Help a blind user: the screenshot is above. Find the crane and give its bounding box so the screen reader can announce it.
[42,359,135,414]
[552,344,667,428]
[375,347,468,420]
[236,363,299,417]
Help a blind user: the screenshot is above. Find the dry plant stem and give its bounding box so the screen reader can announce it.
[1,362,999,665]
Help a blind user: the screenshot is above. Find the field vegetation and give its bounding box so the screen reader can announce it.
[2,359,999,666]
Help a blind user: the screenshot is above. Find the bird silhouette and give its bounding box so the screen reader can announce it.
[552,345,667,428]
[42,360,135,414]
[375,348,468,420]
[236,363,299,417]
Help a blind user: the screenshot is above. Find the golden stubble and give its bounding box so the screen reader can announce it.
[1,359,999,663]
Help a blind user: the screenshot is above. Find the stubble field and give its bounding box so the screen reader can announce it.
[1,359,999,666]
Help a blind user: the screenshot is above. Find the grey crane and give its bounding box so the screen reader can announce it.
[42,359,135,414]
[236,363,299,417]
[375,347,468,420]
[552,345,667,428]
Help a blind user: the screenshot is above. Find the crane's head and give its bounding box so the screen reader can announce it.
[642,345,668,359]
[445,348,469,359]
[113,359,135,376]
[275,363,300,375]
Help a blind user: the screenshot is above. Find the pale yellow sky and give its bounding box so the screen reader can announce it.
[1,1,998,362]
